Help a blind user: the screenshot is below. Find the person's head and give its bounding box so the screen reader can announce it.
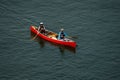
[60,28,64,32]
[61,28,64,31]
[40,22,43,26]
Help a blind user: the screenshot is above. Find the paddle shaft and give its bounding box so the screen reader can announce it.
[66,36,78,39]
[32,27,41,40]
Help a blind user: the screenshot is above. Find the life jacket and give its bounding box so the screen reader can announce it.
[60,32,65,39]
[40,26,45,30]
[38,25,45,34]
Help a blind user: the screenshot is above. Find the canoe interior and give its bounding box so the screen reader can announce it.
[33,26,74,42]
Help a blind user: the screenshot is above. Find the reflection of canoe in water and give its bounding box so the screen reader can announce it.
[30,26,76,48]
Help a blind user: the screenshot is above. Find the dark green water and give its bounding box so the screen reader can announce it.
[0,0,120,80]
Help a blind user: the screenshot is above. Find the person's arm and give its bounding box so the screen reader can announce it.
[58,32,61,39]
[38,26,40,31]
[44,26,45,30]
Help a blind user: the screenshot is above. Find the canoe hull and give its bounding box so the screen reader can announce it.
[30,26,76,48]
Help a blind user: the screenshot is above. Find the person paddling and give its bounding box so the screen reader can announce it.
[58,28,68,40]
[38,22,45,34]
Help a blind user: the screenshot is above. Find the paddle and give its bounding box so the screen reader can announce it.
[31,26,41,40]
[66,36,78,39]
[31,31,40,40]
[69,36,78,39]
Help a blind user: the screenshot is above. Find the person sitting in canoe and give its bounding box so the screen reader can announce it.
[38,22,46,34]
[58,28,68,40]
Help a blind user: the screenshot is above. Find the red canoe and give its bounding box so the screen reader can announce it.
[30,26,76,48]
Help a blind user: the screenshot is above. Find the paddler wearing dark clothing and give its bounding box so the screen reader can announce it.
[38,22,45,34]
